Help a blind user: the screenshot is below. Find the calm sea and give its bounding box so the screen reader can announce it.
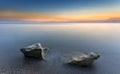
[0,23,120,74]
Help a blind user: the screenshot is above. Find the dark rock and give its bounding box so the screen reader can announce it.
[20,43,49,59]
[65,52,100,66]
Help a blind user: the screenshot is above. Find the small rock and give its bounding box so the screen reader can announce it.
[20,43,49,59]
[65,52,100,66]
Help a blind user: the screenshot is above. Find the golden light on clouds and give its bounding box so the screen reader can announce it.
[0,10,120,22]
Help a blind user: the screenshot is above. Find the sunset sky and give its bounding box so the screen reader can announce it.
[0,0,120,22]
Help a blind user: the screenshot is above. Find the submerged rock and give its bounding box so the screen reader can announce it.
[20,43,49,59]
[65,52,100,66]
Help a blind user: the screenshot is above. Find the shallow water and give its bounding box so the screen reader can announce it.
[0,23,120,74]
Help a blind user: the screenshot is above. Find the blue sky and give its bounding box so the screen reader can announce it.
[0,0,120,22]
[0,0,118,12]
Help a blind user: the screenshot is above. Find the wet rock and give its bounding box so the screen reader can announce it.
[65,52,100,66]
[20,43,49,59]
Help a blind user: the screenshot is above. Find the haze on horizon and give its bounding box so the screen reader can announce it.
[0,0,120,22]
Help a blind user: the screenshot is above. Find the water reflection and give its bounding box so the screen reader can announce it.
[0,23,120,74]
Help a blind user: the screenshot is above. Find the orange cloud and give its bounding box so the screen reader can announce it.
[0,10,120,22]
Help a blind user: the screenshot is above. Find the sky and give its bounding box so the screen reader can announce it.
[0,0,120,22]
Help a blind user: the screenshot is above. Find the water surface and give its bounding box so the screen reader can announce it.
[0,23,120,74]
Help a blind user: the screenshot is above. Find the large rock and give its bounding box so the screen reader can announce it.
[20,43,49,59]
[65,52,100,66]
